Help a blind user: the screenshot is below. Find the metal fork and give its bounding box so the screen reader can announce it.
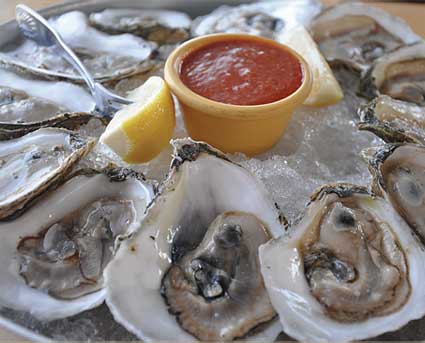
[15,4,132,116]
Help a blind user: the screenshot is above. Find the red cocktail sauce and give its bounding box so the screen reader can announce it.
[179,38,303,106]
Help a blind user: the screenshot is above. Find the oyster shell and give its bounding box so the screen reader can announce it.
[359,41,425,105]
[0,68,95,112]
[260,183,425,342]
[367,143,425,245]
[0,128,95,220]
[89,9,191,45]
[0,86,102,140]
[359,95,425,145]
[191,0,321,39]
[104,139,284,341]
[104,62,164,97]
[0,168,151,320]
[0,11,156,83]
[310,3,420,72]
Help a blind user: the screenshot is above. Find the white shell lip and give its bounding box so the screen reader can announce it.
[105,139,285,342]
[259,190,425,343]
[0,172,151,321]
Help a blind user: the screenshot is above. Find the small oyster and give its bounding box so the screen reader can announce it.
[359,95,425,144]
[89,9,191,45]
[260,183,425,342]
[359,41,425,105]
[310,3,420,71]
[105,139,284,341]
[0,86,100,140]
[191,0,321,39]
[104,62,164,97]
[0,11,156,83]
[0,128,94,220]
[0,168,151,320]
[367,143,425,245]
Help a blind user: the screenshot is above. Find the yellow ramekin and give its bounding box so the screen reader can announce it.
[164,33,312,156]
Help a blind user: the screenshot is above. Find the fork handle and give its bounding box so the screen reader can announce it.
[53,36,96,93]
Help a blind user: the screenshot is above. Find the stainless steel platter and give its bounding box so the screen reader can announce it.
[1,0,425,341]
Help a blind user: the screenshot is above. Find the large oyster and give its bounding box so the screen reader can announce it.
[191,0,321,39]
[0,68,103,139]
[0,11,156,83]
[260,184,425,342]
[0,168,151,320]
[367,143,425,245]
[89,9,191,45]
[310,3,420,72]
[359,95,425,145]
[0,68,94,112]
[0,128,94,220]
[105,140,284,341]
[359,41,425,105]
[0,86,101,140]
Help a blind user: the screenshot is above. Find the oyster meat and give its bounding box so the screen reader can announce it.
[260,184,425,342]
[0,168,151,320]
[0,128,94,220]
[359,95,425,145]
[105,140,284,341]
[191,0,321,39]
[360,41,425,105]
[89,9,191,45]
[310,3,420,71]
[0,11,156,83]
[367,143,425,245]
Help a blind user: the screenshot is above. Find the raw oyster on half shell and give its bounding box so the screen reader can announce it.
[89,9,191,45]
[105,139,284,342]
[0,167,151,320]
[0,85,101,140]
[359,95,425,145]
[359,41,425,105]
[367,143,425,245]
[310,3,420,72]
[0,11,156,83]
[191,0,321,39]
[0,128,94,220]
[260,183,425,342]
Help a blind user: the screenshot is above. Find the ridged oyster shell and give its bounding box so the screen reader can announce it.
[310,3,421,72]
[0,167,151,320]
[89,9,191,45]
[0,128,94,220]
[359,41,425,105]
[260,183,425,342]
[366,143,425,245]
[0,85,103,140]
[104,139,284,342]
[359,95,425,145]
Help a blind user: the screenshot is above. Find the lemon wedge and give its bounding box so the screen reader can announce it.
[278,25,343,107]
[100,76,175,164]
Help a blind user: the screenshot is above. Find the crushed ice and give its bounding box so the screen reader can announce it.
[86,70,381,223]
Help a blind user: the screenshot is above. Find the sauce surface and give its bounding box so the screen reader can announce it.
[180,39,303,106]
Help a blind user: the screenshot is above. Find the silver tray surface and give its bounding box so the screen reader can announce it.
[1,0,425,341]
